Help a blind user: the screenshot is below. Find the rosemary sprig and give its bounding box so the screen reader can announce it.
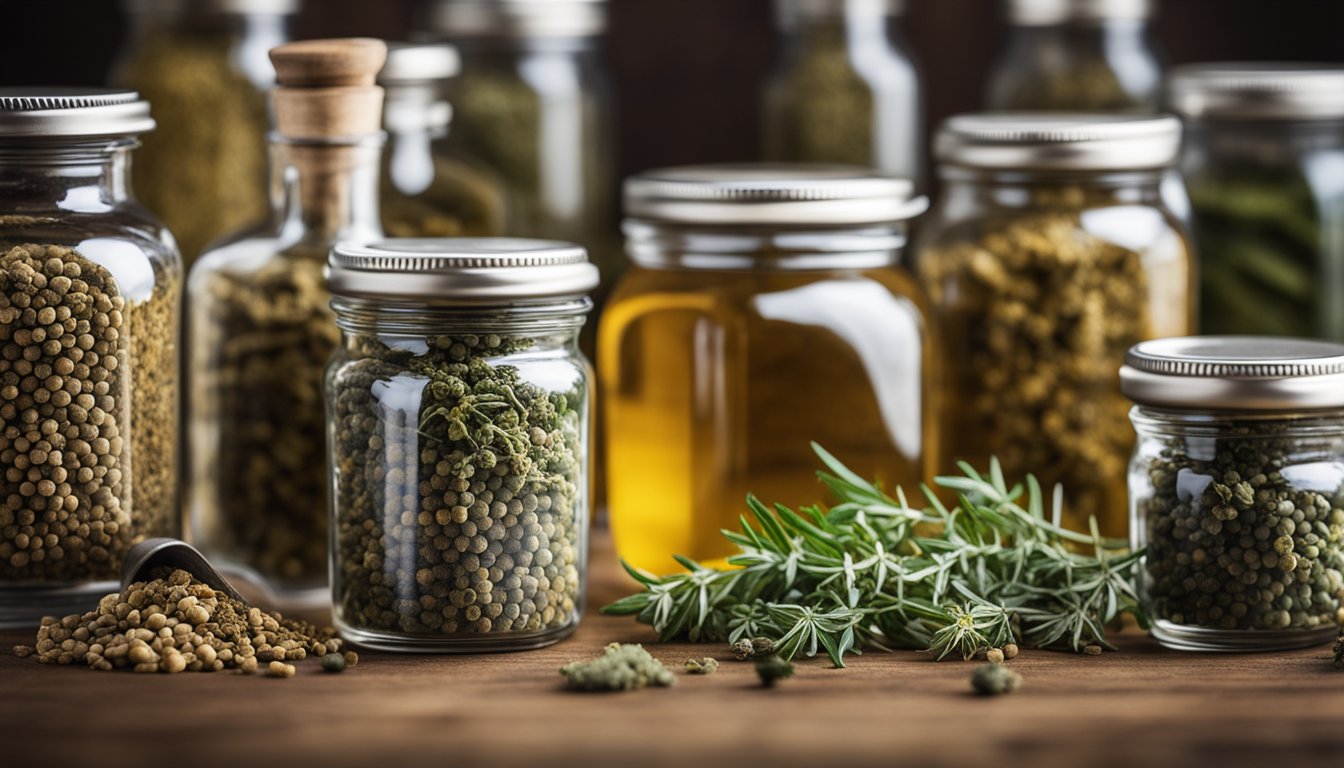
[603,444,1147,667]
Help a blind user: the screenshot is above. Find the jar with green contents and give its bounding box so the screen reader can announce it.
[0,90,181,627]
[914,114,1193,537]
[379,43,508,239]
[1123,336,1344,651]
[985,0,1162,112]
[112,0,296,265]
[763,0,921,181]
[326,238,596,652]
[1169,64,1344,340]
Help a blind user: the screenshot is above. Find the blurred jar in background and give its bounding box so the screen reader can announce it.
[379,43,509,239]
[112,0,296,265]
[985,0,1161,112]
[763,0,921,183]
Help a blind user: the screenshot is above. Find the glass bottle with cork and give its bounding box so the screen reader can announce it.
[188,38,387,605]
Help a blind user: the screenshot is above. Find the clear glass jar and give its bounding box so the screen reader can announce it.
[1169,64,1344,341]
[325,238,596,652]
[985,0,1161,112]
[112,0,295,264]
[603,165,932,575]
[915,115,1193,537]
[379,43,508,239]
[763,0,921,182]
[189,81,384,603]
[418,1,618,291]
[0,90,181,627]
[1123,337,1344,651]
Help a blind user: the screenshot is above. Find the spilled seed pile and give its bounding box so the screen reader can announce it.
[13,568,341,674]
[559,643,674,691]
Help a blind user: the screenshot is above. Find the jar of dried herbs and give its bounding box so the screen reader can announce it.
[112,0,296,266]
[0,89,181,627]
[379,43,508,239]
[1123,336,1344,651]
[763,0,921,182]
[1169,64,1344,341]
[985,0,1161,112]
[604,165,933,576]
[188,39,387,605]
[914,114,1193,538]
[326,238,596,651]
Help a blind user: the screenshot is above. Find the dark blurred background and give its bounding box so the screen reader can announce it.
[8,0,1344,180]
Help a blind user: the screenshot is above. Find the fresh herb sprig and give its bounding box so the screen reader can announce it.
[603,444,1146,667]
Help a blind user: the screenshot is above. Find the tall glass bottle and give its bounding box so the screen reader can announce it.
[189,39,387,604]
[985,0,1161,112]
[763,0,921,181]
[112,0,296,265]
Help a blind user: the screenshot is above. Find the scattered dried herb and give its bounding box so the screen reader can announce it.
[1334,631,1343,669]
[560,643,675,692]
[755,653,795,688]
[731,636,775,661]
[765,25,875,168]
[970,663,1021,696]
[605,445,1144,667]
[319,652,346,673]
[684,657,718,675]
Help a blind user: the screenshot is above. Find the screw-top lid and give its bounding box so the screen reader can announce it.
[624,164,926,226]
[124,0,300,14]
[775,0,905,24]
[1007,0,1151,24]
[380,43,462,84]
[935,113,1181,172]
[1167,63,1344,121]
[1121,336,1344,411]
[423,0,608,38]
[270,38,387,139]
[0,88,154,138]
[328,238,599,303]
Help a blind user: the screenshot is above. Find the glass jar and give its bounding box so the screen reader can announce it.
[326,238,596,652]
[1169,64,1344,341]
[1123,336,1344,652]
[379,43,508,239]
[914,115,1193,537]
[603,165,933,575]
[985,0,1161,112]
[763,0,921,182]
[0,90,181,627]
[112,0,295,265]
[418,1,618,295]
[188,39,386,605]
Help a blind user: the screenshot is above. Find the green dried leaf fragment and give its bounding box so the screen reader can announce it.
[560,643,675,692]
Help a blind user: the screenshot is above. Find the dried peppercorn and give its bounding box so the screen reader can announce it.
[971,663,1021,696]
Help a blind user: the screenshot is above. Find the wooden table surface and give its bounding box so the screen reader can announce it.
[3,532,1342,768]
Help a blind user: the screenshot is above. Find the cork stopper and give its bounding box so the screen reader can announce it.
[270,38,387,138]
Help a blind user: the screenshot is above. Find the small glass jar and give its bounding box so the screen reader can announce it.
[1169,64,1344,341]
[112,0,296,264]
[914,114,1193,537]
[326,238,596,652]
[0,90,182,627]
[985,0,1161,112]
[1123,336,1344,652]
[379,43,508,239]
[763,0,921,182]
[603,165,933,575]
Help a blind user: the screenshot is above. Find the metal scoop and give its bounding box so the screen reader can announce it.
[121,538,244,601]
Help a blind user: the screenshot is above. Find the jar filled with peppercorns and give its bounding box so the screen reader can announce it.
[1123,336,1344,651]
[325,238,595,652]
[0,89,181,627]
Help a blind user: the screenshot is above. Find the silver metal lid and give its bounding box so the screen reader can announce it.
[380,43,461,84]
[1007,0,1151,24]
[423,0,608,38]
[1121,336,1344,411]
[935,113,1181,171]
[124,0,300,14]
[0,88,155,138]
[624,164,926,226]
[328,238,599,303]
[1167,63,1344,121]
[775,0,905,24]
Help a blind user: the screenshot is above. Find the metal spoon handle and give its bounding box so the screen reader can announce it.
[121,538,245,601]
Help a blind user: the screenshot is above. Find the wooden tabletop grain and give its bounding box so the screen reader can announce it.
[3,532,1342,768]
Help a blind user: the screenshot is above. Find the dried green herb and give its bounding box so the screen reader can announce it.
[381,150,507,238]
[731,636,775,661]
[970,663,1021,696]
[0,244,176,581]
[988,57,1148,112]
[560,643,675,692]
[684,657,718,675]
[755,653,795,688]
[604,445,1144,668]
[764,25,875,167]
[331,331,583,637]
[1138,423,1344,632]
